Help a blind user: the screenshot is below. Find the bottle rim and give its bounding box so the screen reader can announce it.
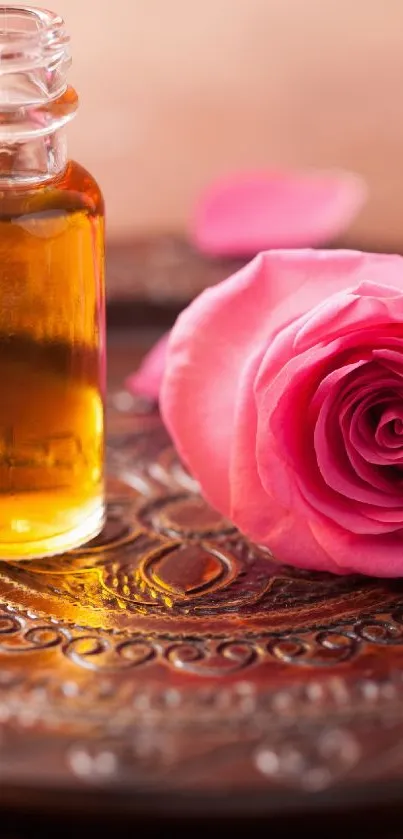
[0,6,71,107]
[0,6,68,48]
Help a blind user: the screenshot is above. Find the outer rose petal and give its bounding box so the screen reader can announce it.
[127,332,170,401]
[191,171,367,257]
[161,252,320,513]
[265,255,403,347]
[130,252,403,402]
[310,520,403,578]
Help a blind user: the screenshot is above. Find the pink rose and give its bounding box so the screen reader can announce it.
[161,250,403,577]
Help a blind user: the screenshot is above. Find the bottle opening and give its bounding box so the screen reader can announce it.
[0,5,70,106]
[0,5,62,37]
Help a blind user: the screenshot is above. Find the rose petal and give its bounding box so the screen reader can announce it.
[376,404,403,448]
[230,349,341,573]
[340,391,402,491]
[161,252,325,513]
[294,283,403,353]
[191,171,366,257]
[350,388,403,465]
[126,332,170,400]
[255,253,403,370]
[310,518,403,578]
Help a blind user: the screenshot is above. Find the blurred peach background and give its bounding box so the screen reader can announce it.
[48,0,403,249]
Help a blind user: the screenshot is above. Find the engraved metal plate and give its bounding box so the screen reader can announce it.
[3,369,403,818]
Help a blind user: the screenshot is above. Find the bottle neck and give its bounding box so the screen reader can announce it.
[0,127,68,186]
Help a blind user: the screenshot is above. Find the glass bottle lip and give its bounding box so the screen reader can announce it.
[0,6,66,43]
[0,6,71,105]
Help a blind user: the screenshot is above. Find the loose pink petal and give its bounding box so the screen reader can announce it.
[192,171,367,257]
[126,332,170,401]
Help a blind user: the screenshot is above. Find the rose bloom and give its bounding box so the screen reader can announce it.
[160,250,403,577]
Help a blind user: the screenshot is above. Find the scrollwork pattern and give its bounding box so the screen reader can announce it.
[2,604,403,676]
[63,634,157,672]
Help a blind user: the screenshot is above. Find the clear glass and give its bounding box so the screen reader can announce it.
[0,6,105,559]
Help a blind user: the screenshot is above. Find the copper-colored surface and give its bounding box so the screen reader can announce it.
[3,339,403,819]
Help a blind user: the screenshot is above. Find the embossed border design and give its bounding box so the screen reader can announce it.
[2,603,403,675]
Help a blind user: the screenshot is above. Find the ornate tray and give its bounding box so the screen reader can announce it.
[3,345,403,822]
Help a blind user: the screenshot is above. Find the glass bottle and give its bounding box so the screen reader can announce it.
[0,6,105,559]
